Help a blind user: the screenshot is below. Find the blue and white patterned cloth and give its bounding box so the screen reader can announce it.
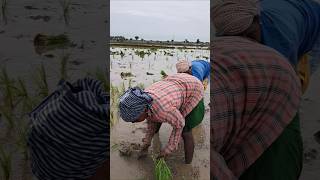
[119,87,153,122]
[27,77,109,180]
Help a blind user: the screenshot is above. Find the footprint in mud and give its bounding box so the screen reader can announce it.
[44,54,55,58]
[304,148,319,163]
[69,60,84,66]
[314,131,320,145]
[29,15,51,22]
[135,127,147,133]
[24,6,39,10]
[118,142,141,157]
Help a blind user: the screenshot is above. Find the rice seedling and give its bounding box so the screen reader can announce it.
[136,83,145,90]
[160,70,167,79]
[34,63,49,98]
[120,51,125,59]
[13,78,36,114]
[128,78,132,88]
[110,84,123,126]
[120,81,126,94]
[60,53,70,80]
[1,0,8,24]
[59,0,71,25]
[154,158,172,180]
[0,67,16,109]
[15,120,29,160]
[0,104,14,129]
[94,68,109,92]
[135,50,145,60]
[0,146,12,180]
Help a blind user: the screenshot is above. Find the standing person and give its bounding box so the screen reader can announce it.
[27,78,110,180]
[176,59,210,90]
[212,36,302,179]
[212,0,320,92]
[118,73,204,163]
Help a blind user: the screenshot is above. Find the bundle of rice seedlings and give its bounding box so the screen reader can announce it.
[154,158,172,180]
[0,146,12,180]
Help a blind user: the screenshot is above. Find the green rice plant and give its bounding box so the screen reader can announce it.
[1,0,8,24]
[110,83,118,104]
[15,120,29,160]
[120,81,126,94]
[0,67,15,109]
[94,68,109,92]
[0,104,14,129]
[0,146,12,180]
[160,70,167,79]
[60,53,70,80]
[59,0,71,25]
[110,84,121,127]
[34,63,49,98]
[110,109,117,127]
[136,83,144,90]
[14,78,35,114]
[128,79,132,88]
[135,50,145,60]
[154,158,172,180]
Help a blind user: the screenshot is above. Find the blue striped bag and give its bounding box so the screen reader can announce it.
[27,77,109,180]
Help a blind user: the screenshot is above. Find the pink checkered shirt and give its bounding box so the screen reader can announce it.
[212,37,301,179]
[143,73,204,154]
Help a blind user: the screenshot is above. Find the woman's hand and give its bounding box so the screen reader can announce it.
[156,150,167,160]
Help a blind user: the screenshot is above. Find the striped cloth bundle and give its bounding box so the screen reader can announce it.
[27,77,109,180]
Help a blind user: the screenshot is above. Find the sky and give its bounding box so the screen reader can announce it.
[110,0,210,42]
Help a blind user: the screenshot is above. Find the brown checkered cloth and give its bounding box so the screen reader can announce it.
[211,36,301,179]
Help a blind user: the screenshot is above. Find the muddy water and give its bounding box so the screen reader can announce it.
[110,47,210,180]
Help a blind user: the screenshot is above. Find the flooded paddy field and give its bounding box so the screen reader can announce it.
[110,46,210,180]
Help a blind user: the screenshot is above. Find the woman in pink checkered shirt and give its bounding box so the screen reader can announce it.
[119,73,205,163]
